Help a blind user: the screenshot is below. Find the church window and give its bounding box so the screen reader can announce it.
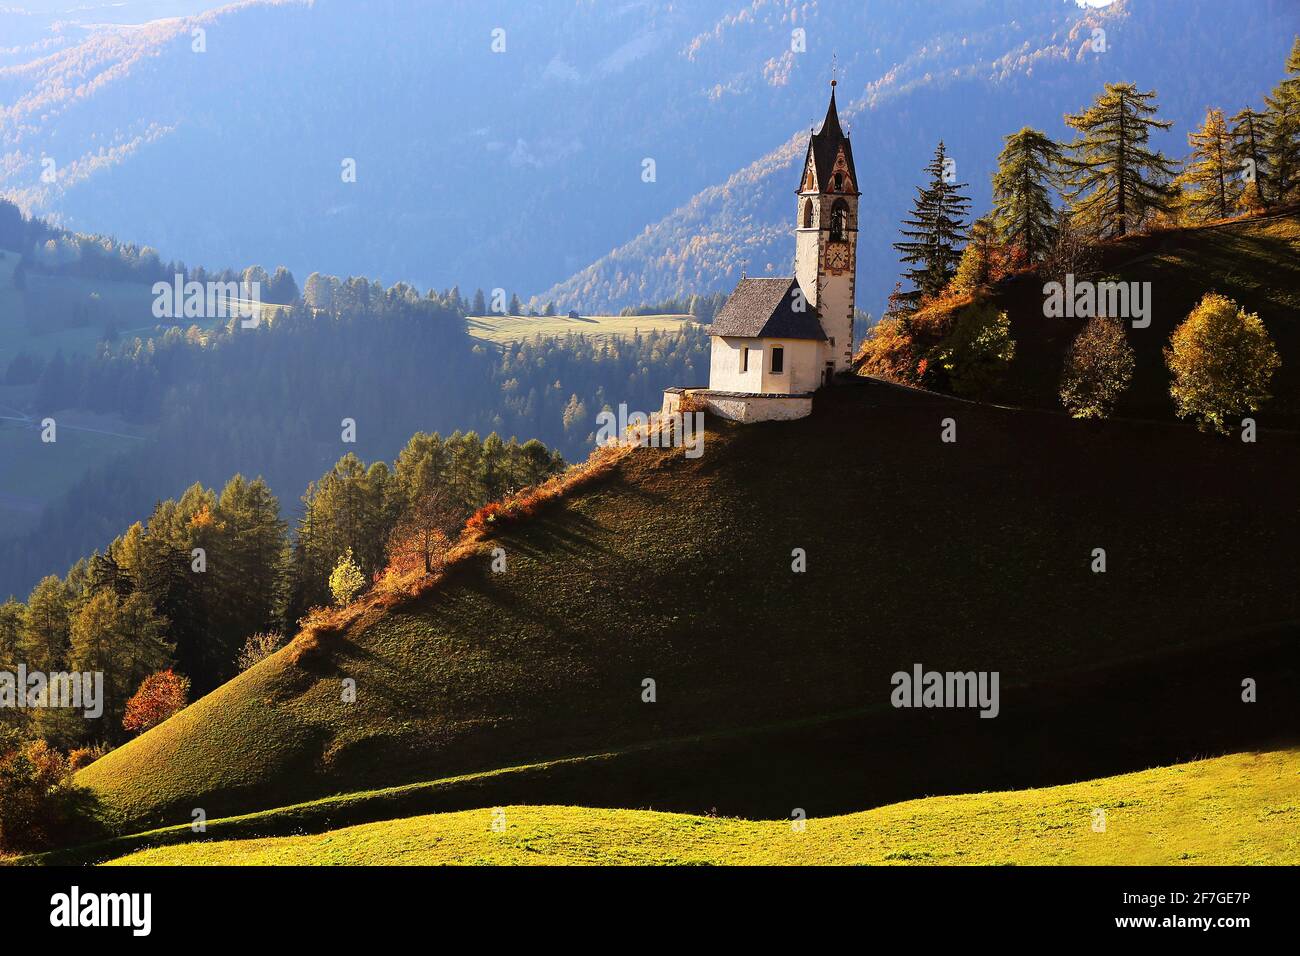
[740,346,749,373]
[833,172,844,191]
[770,347,784,374]
[802,199,813,229]
[830,200,849,242]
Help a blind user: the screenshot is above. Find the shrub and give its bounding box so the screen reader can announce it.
[1165,292,1281,434]
[854,316,920,383]
[934,303,1016,398]
[236,631,286,672]
[0,739,102,854]
[122,669,190,733]
[1059,315,1136,419]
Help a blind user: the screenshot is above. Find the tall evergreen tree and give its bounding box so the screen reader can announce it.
[1229,106,1271,210]
[991,127,1062,262]
[19,577,72,672]
[1064,83,1178,237]
[1263,37,1300,203]
[1180,108,1240,222]
[892,141,971,310]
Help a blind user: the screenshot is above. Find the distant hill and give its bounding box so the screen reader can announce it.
[90,750,1300,865]
[2,0,1294,315]
[76,380,1300,834]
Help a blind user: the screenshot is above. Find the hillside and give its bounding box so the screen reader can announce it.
[953,209,1300,424]
[76,379,1300,834]
[97,750,1300,865]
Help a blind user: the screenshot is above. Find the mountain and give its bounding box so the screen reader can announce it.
[75,379,1300,834]
[2,0,1295,318]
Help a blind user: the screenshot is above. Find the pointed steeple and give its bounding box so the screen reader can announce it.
[819,80,844,141]
[799,77,857,194]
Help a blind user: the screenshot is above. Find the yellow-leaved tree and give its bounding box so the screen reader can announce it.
[328,548,366,606]
[1165,293,1280,434]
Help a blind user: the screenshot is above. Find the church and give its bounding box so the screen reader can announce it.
[664,81,858,423]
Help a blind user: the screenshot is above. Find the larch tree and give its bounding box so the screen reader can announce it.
[19,577,73,673]
[1064,83,1179,237]
[1263,37,1300,204]
[892,141,971,310]
[1180,108,1240,222]
[991,127,1063,262]
[1229,106,1272,210]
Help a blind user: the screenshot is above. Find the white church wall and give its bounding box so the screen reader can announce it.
[708,336,765,393]
[758,338,821,394]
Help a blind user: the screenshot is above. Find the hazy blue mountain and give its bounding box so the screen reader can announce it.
[2,0,1295,318]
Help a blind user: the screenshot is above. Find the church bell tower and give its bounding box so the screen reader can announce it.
[793,80,859,376]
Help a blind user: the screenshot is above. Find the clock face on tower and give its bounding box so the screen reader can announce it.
[825,242,849,271]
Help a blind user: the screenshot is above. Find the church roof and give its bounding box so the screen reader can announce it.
[802,84,858,194]
[710,277,826,341]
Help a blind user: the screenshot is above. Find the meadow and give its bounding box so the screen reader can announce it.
[91,750,1300,865]
[466,312,694,345]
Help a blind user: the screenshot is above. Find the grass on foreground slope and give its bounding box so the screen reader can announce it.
[104,750,1300,865]
[74,379,1300,836]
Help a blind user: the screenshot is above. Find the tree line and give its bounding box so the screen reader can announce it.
[0,429,564,750]
[889,40,1299,314]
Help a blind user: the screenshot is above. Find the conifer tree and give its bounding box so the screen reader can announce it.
[991,127,1062,262]
[1180,108,1240,222]
[892,141,971,310]
[1064,83,1179,237]
[1263,37,1300,203]
[19,577,72,672]
[1229,106,1271,210]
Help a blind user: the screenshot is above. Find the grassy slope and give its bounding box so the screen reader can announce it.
[974,210,1300,422]
[465,312,693,345]
[75,378,1300,834]
[102,750,1300,865]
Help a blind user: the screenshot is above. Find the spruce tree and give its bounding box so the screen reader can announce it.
[892,141,971,310]
[1064,83,1179,237]
[991,127,1062,262]
[1263,37,1300,203]
[1229,106,1271,209]
[1181,108,1240,222]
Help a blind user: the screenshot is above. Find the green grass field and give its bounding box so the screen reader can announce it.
[98,750,1299,865]
[466,312,694,345]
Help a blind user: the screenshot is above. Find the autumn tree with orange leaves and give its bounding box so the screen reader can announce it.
[122,669,191,734]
